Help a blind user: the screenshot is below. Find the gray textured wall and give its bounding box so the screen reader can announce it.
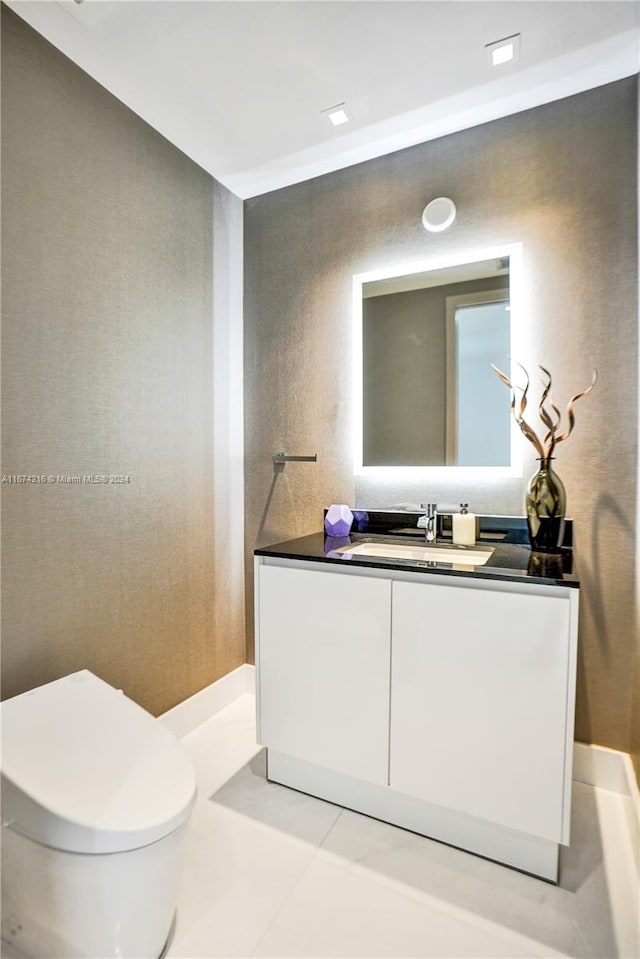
[244,78,638,756]
[1,7,245,714]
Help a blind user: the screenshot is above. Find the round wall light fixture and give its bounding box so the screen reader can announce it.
[421,197,456,233]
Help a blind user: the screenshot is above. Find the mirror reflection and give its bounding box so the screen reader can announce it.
[361,256,512,467]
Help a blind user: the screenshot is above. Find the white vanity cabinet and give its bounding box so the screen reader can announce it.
[390,580,574,843]
[255,563,392,786]
[255,556,579,881]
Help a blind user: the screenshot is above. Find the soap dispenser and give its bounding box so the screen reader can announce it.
[452,504,476,546]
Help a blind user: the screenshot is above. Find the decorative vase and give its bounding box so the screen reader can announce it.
[525,457,566,552]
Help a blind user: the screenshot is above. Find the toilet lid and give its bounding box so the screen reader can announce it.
[1,670,197,854]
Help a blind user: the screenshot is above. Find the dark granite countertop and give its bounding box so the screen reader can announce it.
[255,513,579,589]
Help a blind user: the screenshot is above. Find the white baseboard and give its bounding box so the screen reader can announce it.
[159,663,255,738]
[573,741,637,793]
[573,741,640,874]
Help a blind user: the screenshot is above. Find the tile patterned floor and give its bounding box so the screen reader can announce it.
[166,694,640,959]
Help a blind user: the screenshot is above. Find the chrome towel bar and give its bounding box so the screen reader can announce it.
[272,451,318,464]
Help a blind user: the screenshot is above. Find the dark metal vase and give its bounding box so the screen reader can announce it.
[526,457,566,552]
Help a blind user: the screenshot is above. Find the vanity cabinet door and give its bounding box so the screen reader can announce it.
[390,580,574,842]
[257,564,392,786]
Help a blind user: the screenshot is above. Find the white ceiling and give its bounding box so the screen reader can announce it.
[7,1,640,198]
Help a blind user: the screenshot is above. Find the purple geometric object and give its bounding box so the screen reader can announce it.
[324,535,351,556]
[324,504,354,537]
[352,510,369,532]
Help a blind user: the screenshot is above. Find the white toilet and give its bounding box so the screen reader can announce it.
[1,670,197,959]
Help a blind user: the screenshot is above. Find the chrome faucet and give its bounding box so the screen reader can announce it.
[420,503,438,543]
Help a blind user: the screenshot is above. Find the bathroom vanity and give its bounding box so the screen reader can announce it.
[254,519,579,882]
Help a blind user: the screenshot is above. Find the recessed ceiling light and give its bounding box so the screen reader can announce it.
[485,34,521,67]
[323,103,351,127]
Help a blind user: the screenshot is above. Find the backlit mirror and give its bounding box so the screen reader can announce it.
[353,245,522,473]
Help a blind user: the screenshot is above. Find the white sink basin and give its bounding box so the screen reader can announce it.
[336,542,495,566]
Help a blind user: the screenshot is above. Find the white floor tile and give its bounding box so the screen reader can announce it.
[167,696,342,958]
[167,800,319,958]
[212,747,342,846]
[319,809,589,957]
[560,783,640,958]
[181,693,261,797]
[167,694,639,959]
[250,855,557,958]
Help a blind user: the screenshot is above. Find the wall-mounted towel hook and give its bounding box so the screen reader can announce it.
[272,451,318,465]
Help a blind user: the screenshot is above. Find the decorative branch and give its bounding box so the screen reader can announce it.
[491,362,597,460]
